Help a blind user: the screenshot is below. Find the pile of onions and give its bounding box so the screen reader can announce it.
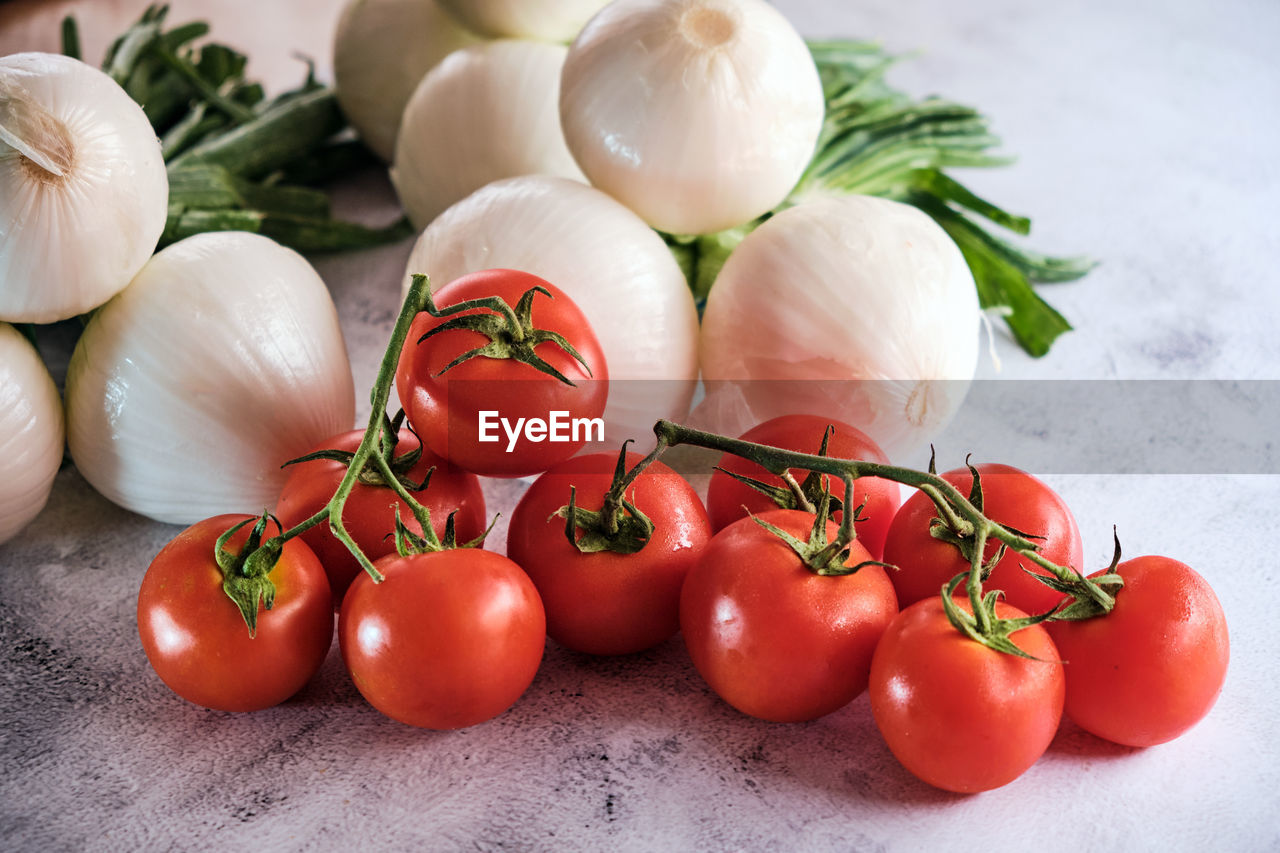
[0,53,167,323]
[392,40,584,230]
[698,195,981,458]
[0,324,63,544]
[66,232,356,525]
[402,175,700,444]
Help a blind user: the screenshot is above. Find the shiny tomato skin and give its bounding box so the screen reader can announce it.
[137,514,333,712]
[869,597,1064,793]
[1047,556,1229,747]
[706,414,900,559]
[507,452,711,655]
[882,464,1083,614]
[395,269,608,478]
[339,549,546,729]
[276,428,486,607]
[680,510,898,723]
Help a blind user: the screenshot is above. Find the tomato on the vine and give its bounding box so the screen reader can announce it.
[137,514,333,712]
[679,509,898,723]
[706,414,900,559]
[339,549,546,729]
[869,596,1065,793]
[882,463,1083,614]
[1047,555,1229,747]
[507,451,711,655]
[395,268,608,478]
[276,427,486,606]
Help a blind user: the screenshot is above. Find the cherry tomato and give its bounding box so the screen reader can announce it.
[705,414,900,559]
[137,514,333,712]
[276,428,486,607]
[882,464,1083,614]
[396,269,608,478]
[1047,556,1229,747]
[679,510,898,722]
[869,597,1064,793]
[507,451,711,655]
[339,549,546,729]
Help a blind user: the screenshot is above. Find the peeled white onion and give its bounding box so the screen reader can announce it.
[436,0,608,41]
[65,232,356,525]
[333,0,482,162]
[403,175,700,444]
[698,195,981,459]
[0,53,168,323]
[560,0,824,235]
[392,40,585,230]
[0,324,64,544]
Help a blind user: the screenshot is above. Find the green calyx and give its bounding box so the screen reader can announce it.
[282,410,431,492]
[417,278,593,386]
[716,425,858,518]
[554,442,656,556]
[752,490,890,577]
[214,513,281,638]
[390,505,496,558]
[940,573,1057,661]
[1042,528,1125,622]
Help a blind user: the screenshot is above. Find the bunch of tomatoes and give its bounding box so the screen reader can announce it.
[136,269,1229,794]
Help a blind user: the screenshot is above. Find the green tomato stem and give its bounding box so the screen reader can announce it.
[651,419,1116,616]
[254,274,437,584]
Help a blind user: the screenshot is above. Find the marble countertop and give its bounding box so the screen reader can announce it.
[3,0,1278,850]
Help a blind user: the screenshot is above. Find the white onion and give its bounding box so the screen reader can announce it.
[403,175,699,444]
[333,0,482,162]
[559,0,824,235]
[0,53,168,323]
[392,40,585,230]
[65,232,356,525]
[0,324,64,544]
[698,195,980,459]
[437,0,609,41]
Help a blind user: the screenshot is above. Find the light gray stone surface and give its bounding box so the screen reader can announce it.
[3,1,1279,850]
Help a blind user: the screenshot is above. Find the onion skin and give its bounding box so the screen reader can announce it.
[65,232,356,525]
[697,195,980,459]
[437,0,609,41]
[0,324,63,544]
[403,175,700,445]
[0,53,168,324]
[333,0,482,162]
[392,40,585,230]
[560,0,824,235]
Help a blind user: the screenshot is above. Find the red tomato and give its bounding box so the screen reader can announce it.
[679,510,898,722]
[507,451,711,655]
[137,514,333,712]
[882,464,1083,614]
[1047,556,1229,747]
[869,597,1064,793]
[706,414,900,559]
[276,428,486,607]
[339,549,546,729]
[395,269,608,478]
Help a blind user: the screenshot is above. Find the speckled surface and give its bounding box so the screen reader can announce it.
[3,0,1279,850]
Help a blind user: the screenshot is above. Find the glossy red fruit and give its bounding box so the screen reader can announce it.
[680,509,898,722]
[507,451,711,655]
[1047,555,1229,747]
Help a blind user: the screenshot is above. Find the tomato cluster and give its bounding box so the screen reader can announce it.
[136,270,1229,792]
